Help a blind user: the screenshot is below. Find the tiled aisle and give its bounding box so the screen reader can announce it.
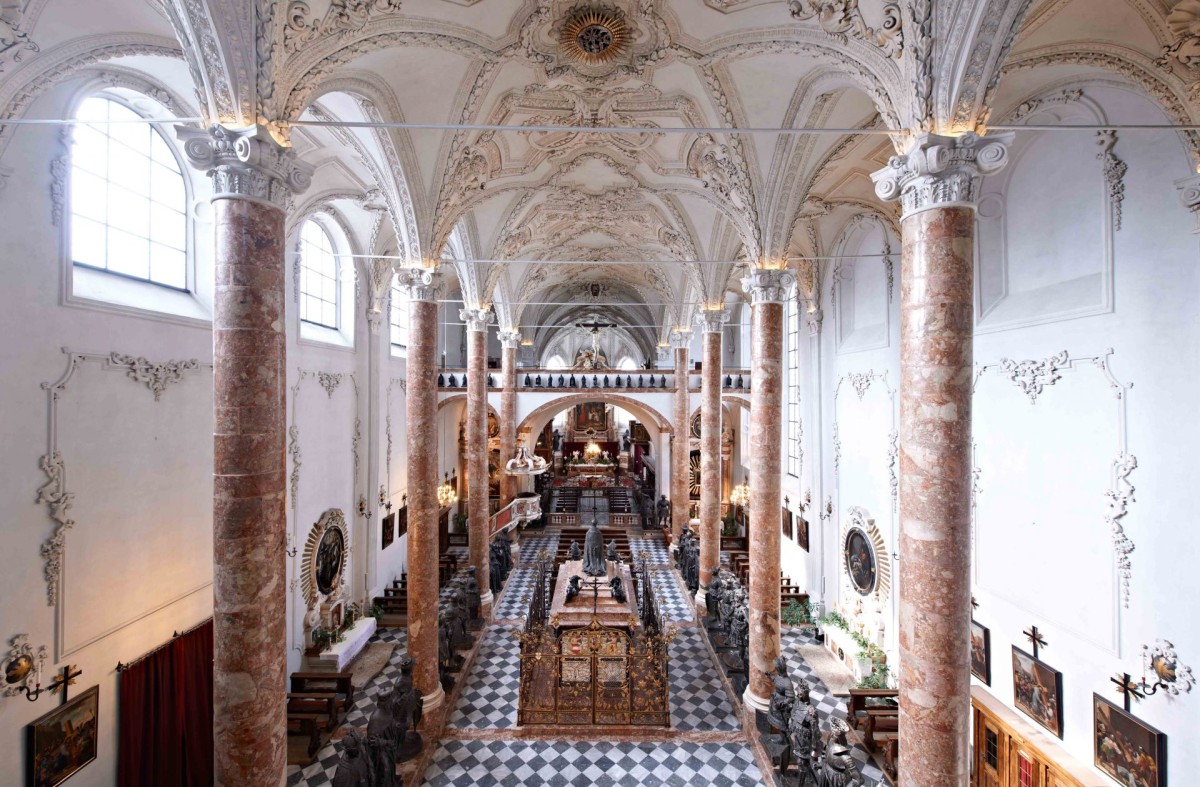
[287,527,886,786]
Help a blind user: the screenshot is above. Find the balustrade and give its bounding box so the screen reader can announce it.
[432,368,752,392]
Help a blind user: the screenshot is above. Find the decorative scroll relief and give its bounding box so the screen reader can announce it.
[317,371,343,398]
[37,351,210,607]
[1157,1,1200,73]
[887,431,898,513]
[1095,131,1127,232]
[284,0,403,54]
[975,348,1136,611]
[995,349,1069,404]
[788,0,903,59]
[109,353,201,401]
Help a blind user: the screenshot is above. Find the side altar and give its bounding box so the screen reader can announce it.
[517,550,673,727]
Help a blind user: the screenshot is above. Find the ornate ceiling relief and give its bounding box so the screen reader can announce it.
[1158,0,1200,72]
[285,0,404,54]
[0,4,39,73]
[787,0,903,59]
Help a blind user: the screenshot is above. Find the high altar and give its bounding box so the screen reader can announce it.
[517,556,672,727]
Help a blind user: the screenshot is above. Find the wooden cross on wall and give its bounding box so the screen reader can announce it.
[50,664,83,704]
[1023,625,1048,660]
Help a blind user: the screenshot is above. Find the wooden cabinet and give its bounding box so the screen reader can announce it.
[971,686,1107,787]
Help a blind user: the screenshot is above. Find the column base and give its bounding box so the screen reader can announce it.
[421,683,446,714]
[479,590,494,608]
[694,587,707,607]
[742,685,771,714]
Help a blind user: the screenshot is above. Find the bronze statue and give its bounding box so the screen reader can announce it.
[332,731,376,786]
[568,540,581,561]
[606,539,619,563]
[610,574,627,603]
[582,517,607,576]
[656,495,670,528]
[565,574,583,603]
[817,718,864,787]
[366,690,400,786]
[767,655,797,742]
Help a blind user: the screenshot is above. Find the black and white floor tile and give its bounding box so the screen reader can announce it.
[423,740,765,786]
[649,569,695,623]
[446,625,521,730]
[779,629,887,785]
[628,535,670,566]
[518,533,560,564]
[493,567,541,620]
[668,627,741,731]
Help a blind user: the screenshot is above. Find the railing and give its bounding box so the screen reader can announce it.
[434,368,752,393]
[489,493,542,536]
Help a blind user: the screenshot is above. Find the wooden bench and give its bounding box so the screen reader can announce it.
[847,688,899,731]
[287,712,323,763]
[289,672,355,713]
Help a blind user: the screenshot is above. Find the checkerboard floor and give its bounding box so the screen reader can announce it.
[423,740,765,786]
[519,533,560,564]
[668,626,741,731]
[780,629,887,784]
[628,535,670,566]
[493,566,542,620]
[446,625,520,729]
[285,627,409,786]
[649,568,695,623]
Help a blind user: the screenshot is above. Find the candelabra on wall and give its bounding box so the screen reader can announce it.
[1112,640,1196,711]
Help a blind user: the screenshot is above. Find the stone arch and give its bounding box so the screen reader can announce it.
[437,394,499,422]
[515,393,674,450]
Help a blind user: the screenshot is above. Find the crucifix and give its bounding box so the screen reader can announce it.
[1023,625,1048,659]
[575,318,616,356]
[584,577,606,616]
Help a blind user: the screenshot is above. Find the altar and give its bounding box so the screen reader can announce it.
[566,463,616,479]
[308,616,377,672]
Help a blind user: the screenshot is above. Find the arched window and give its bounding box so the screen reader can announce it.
[390,277,409,350]
[70,95,187,289]
[299,219,339,329]
[618,356,638,371]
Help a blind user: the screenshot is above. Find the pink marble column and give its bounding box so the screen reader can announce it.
[740,269,795,711]
[498,331,521,505]
[671,333,691,543]
[695,309,729,605]
[179,125,312,786]
[462,309,494,612]
[872,132,1012,786]
[399,267,445,711]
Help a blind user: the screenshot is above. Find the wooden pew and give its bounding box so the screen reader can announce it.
[847,688,899,731]
[290,671,356,714]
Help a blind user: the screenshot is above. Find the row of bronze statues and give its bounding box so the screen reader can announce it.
[439,568,484,691]
[333,656,423,786]
[632,489,672,530]
[764,657,868,786]
[704,565,751,696]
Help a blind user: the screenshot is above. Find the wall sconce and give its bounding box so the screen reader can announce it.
[1113,640,1196,710]
[3,635,47,702]
[819,496,833,521]
[357,495,369,518]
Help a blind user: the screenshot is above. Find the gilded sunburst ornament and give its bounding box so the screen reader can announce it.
[560,9,629,64]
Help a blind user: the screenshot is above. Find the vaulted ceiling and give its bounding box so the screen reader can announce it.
[3,0,1196,358]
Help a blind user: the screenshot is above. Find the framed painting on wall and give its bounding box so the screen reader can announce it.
[574,402,607,431]
[1093,694,1166,787]
[796,516,809,552]
[28,685,99,787]
[382,512,395,550]
[781,507,793,541]
[970,620,990,685]
[1011,646,1063,738]
[397,504,408,538]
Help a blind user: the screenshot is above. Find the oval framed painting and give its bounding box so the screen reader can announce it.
[844,526,877,596]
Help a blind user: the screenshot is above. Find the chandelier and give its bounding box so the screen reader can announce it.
[730,482,750,509]
[436,473,458,508]
[505,445,548,476]
[583,440,602,463]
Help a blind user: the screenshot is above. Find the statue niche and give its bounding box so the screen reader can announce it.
[302,509,350,646]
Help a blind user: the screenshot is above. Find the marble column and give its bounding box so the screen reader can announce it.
[498,331,521,505]
[740,268,795,712]
[178,125,312,786]
[462,308,495,613]
[695,308,729,606]
[670,331,692,544]
[399,266,446,712]
[872,132,1012,786]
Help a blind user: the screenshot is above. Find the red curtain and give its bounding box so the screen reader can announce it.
[118,619,213,787]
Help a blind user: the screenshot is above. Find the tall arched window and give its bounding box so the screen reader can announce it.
[299,219,339,329]
[70,95,187,289]
[390,277,409,351]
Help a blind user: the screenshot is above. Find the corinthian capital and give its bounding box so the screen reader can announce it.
[176,125,313,210]
[696,308,730,333]
[741,269,797,304]
[870,132,1013,218]
[460,308,495,333]
[498,331,522,349]
[670,329,692,350]
[396,267,440,302]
